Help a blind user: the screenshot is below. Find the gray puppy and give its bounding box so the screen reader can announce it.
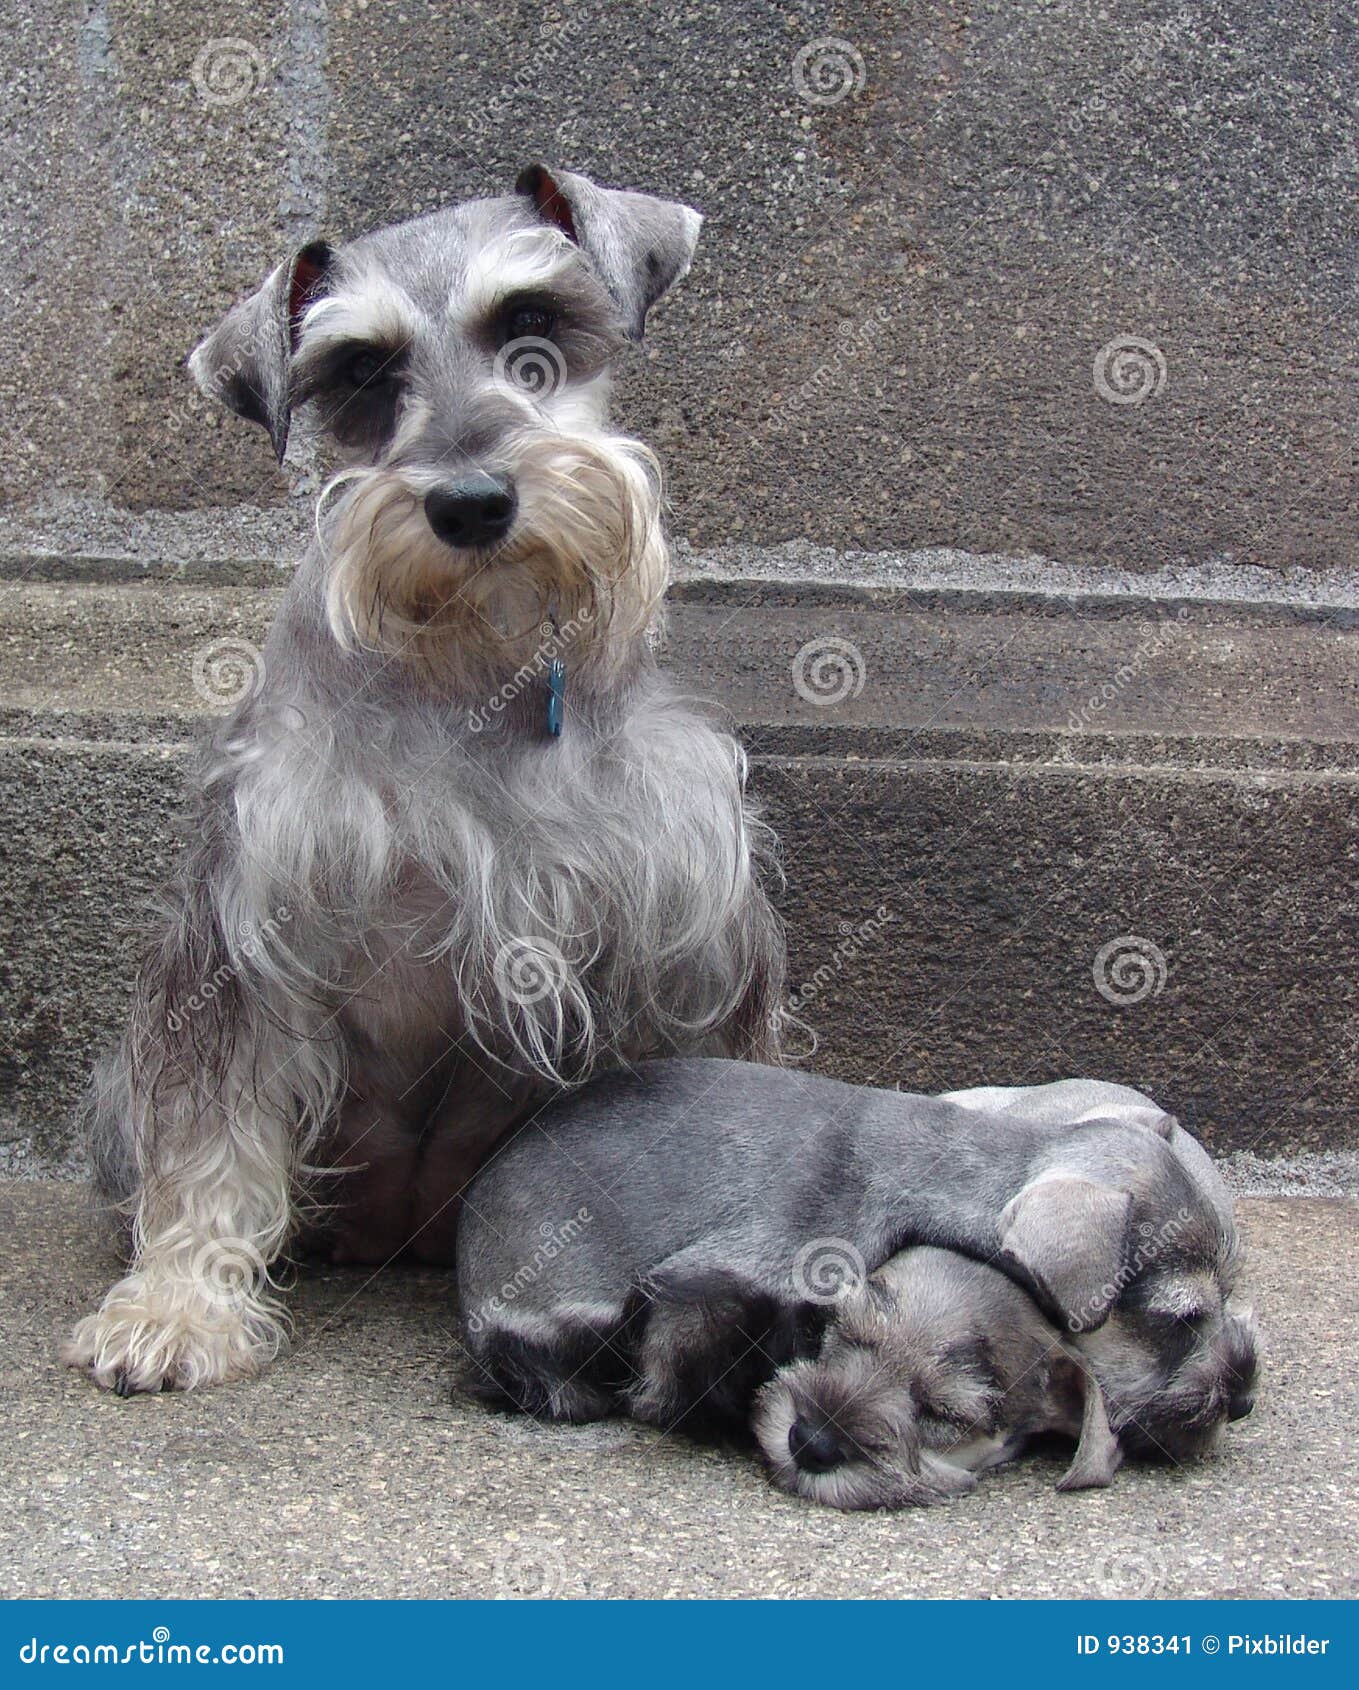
[458,1060,1258,1469]
[753,1245,1122,1509]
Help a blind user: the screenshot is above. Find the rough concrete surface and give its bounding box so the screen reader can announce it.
[3,2,1357,573]
[2,1183,1353,1600]
[3,574,1357,1166]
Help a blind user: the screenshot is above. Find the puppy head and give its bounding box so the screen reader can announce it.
[1092,1284,1259,1462]
[999,1117,1259,1461]
[752,1271,985,1510]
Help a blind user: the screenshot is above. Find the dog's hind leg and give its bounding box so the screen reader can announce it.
[625,1259,827,1439]
[459,1303,637,1422]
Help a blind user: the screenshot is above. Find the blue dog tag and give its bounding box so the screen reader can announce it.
[546,658,566,737]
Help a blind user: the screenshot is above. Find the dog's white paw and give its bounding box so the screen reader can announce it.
[64,1270,284,1395]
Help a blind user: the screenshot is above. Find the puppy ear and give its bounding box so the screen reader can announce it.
[1055,1359,1124,1491]
[188,241,333,462]
[516,164,702,340]
[998,1171,1133,1333]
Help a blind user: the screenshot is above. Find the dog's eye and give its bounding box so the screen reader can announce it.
[343,349,390,389]
[502,303,555,342]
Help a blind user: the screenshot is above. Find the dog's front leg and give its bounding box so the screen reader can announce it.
[66,1064,298,1395]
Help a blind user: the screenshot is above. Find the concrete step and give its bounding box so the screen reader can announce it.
[5,1180,1355,1599]
[2,569,1357,1167]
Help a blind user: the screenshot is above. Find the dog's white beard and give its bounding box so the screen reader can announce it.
[318,428,668,687]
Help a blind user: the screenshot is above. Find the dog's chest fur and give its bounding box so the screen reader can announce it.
[222,586,769,1086]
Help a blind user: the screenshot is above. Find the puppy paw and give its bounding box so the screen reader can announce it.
[65,1270,285,1394]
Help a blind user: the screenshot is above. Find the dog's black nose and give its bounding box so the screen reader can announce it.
[789,1418,848,1473]
[1228,1390,1255,1422]
[424,475,517,549]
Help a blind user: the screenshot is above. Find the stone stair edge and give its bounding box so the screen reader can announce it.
[5,705,1359,777]
[4,544,1359,627]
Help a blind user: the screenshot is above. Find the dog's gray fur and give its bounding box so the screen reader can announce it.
[66,170,784,1395]
[753,1246,1122,1509]
[458,1060,1258,1469]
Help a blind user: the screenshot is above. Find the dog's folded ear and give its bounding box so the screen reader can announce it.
[188,241,333,462]
[1055,1358,1124,1491]
[998,1170,1133,1334]
[517,164,702,340]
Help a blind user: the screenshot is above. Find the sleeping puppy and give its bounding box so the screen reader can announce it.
[457,1060,1257,1468]
[753,1245,1122,1509]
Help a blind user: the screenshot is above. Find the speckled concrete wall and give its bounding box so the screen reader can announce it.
[2,1,1356,570]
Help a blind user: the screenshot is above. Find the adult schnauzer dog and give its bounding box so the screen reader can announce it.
[66,167,785,1395]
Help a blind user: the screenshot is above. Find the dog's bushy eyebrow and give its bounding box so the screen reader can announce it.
[495,282,567,308]
[294,275,421,360]
[1140,1274,1215,1321]
[460,225,579,319]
